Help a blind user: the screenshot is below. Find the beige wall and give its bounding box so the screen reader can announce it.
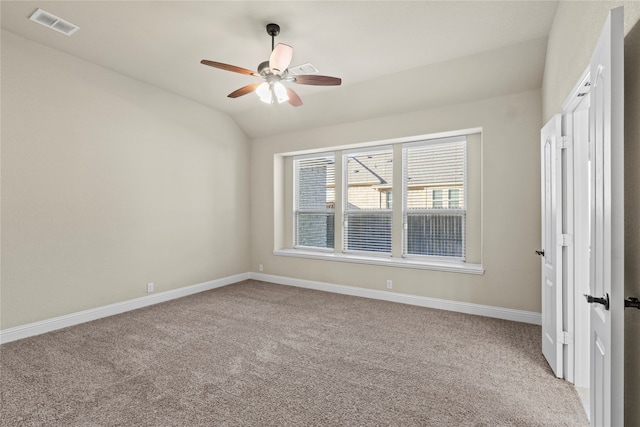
[0,31,251,329]
[251,89,542,312]
[543,1,640,122]
[542,2,640,423]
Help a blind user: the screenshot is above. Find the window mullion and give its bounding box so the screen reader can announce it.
[391,144,404,258]
[333,152,344,253]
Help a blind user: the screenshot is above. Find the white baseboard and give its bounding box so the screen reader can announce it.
[249,272,542,325]
[0,273,249,344]
[1,271,541,344]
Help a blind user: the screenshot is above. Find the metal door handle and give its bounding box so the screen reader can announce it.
[625,297,640,310]
[535,250,545,257]
[584,293,610,310]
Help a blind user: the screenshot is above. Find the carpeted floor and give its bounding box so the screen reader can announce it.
[1,280,588,426]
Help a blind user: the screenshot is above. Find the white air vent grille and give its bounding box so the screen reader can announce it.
[29,9,79,36]
[289,63,319,76]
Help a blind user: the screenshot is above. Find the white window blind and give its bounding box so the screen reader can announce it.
[344,148,393,254]
[403,138,466,259]
[294,155,335,249]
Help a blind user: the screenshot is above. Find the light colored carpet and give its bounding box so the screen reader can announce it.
[1,280,588,426]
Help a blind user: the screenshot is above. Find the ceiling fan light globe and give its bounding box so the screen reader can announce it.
[269,44,293,76]
[273,82,289,103]
[256,82,272,104]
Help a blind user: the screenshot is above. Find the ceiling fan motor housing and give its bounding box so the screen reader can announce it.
[258,61,270,76]
[258,60,288,80]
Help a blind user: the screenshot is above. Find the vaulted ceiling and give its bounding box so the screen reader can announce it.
[1,1,559,138]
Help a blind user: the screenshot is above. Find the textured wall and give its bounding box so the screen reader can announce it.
[1,31,251,329]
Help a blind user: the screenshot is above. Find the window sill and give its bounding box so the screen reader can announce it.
[273,249,484,275]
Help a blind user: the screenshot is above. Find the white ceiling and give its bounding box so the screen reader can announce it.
[1,1,558,138]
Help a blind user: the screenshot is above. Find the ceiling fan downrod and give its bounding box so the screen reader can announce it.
[266,23,280,51]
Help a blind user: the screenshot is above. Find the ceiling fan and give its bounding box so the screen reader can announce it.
[200,23,342,107]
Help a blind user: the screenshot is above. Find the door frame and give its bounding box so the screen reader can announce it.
[561,68,591,392]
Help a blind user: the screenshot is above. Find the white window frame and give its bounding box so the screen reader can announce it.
[277,130,484,275]
[293,152,335,252]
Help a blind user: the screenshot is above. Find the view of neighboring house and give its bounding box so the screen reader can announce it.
[296,139,466,257]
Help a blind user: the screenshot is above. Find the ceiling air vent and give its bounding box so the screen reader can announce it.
[29,8,79,36]
[289,63,319,76]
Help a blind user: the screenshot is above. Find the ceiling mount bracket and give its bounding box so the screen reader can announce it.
[266,23,280,50]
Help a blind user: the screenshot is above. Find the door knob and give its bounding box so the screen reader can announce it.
[535,250,545,257]
[625,297,640,310]
[584,293,610,310]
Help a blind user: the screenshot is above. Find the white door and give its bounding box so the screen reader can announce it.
[541,114,563,378]
[587,7,624,426]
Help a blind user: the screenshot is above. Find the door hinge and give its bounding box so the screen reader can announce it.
[559,331,574,345]
[559,136,573,149]
[558,234,573,246]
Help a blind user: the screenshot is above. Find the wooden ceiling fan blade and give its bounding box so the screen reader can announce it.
[200,60,259,76]
[286,87,303,107]
[228,82,262,98]
[293,75,342,86]
[269,44,293,75]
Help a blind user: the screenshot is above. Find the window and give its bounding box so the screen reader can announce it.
[448,189,460,208]
[282,132,480,273]
[403,138,466,259]
[344,148,393,254]
[432,189,443,208]
[294,154,335,249]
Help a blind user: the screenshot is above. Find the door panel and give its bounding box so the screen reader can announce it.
[541,114,563,378]
[572,103,591,389]
[593,332,606,426]
[588,7,624,426]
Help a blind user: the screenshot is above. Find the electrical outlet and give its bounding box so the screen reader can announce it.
[386,280,393,289]
[147,282,154,293]
[259,264,264,272]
